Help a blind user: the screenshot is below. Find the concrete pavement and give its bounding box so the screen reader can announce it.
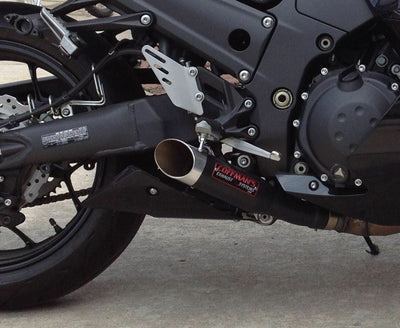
[2,218,400,328]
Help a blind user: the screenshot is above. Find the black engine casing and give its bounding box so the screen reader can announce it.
[283,68,400,225]
[298,69,398,185]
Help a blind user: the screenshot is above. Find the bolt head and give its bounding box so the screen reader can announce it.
[195,92,205,102]
[262,16,274,28]
[293,120,300,128]
[301,92,309,101]
[309,181,319,191]
[247,127,257,137]
[189,67,198,77]
[62,108,71,116]
[358,64,366,73]
[239,70,251,83]
[0,176,5,183]
[320,174,328,182]
[294,151,301,159]
[355,179,363,187]
[140,14,152,26]
[149,188,159,196]
[376,55,388,68]
[321,68,329,76]
[244,99,254,109]
[238,155,251,168]
[392,83,399,91]
[4,199,12,207]
[392,65,400,75]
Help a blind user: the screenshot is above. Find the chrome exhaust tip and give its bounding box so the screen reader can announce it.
[154,139,207,186]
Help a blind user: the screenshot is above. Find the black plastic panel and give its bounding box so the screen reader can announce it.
[296,0,373,31]
[115,0,273,76]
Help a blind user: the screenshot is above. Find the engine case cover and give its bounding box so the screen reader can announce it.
[299,69,398,183]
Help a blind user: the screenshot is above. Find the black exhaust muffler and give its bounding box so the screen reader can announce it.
[154,139,330,229]
[0,95,196,170]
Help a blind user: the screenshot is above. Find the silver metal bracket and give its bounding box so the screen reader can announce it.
[221,137,281,162]
[40,8,78,56]
[66,66,106,107]
[142,45,204,115]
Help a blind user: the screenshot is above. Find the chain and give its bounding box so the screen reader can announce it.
[24,188,93,208]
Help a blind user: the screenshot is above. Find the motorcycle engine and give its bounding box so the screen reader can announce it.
[298,68,399,187]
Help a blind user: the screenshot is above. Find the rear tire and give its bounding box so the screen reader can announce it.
[0,4,145,309]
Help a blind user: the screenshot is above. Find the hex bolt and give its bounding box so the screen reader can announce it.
[238,155,251,168]
[4,199,12,207]
[0,176,5,183]
[294,151,301,159]
[195,92,205,102]
[391,64,400,75]
[321,68,329,76]
[140,14,152,26]
[320,174,328,182]
[301,92,309,101]
[293,120,300,128]
[358,64,366,73]
[61,107,71,116]
[189,67,198,77]
[148,188,159,196]
[239,70,251,83]
[247,127,257,137]
[376,55,388,68]
[309,181,319,191]
[392,83,399,91]
[262,16,275,29]
[244,99,254,109]
[355,179,363,187]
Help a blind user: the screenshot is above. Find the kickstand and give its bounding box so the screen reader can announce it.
[364,236,380,256]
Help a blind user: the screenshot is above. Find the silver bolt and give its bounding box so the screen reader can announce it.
[391,64,400,75]
[149,188,158,196]
[239,70,251,83]
[140,14,152,26]
[293,120,300,128]
[189,67,198,77]
[262,16,275,29]
[61,107,71,117]
[244,99,254,109]
[294,151,301,159]
[320,174,328,182]
[358,64,366,73]
[195,92,205,102]
[309,181,319,191]
[4,199,12,207]
[301,92,309,101]
[376,55,388,68]
[238,155,251,168]
[355,179,363,187]
[247,127,257,137]
[321,68,329,76]
[392,83,399,91]
[0,176,4,183]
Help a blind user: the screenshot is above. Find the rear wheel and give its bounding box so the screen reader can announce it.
[0,7,144,309]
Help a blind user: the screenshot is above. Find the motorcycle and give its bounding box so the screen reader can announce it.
[0,0,400,309]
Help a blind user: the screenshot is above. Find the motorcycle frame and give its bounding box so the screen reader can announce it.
[52,0,374,176]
